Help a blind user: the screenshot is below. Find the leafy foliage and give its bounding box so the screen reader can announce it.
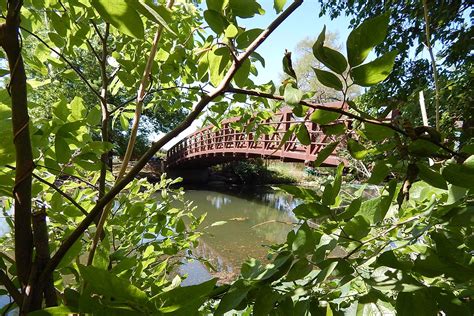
[0,1,472,315]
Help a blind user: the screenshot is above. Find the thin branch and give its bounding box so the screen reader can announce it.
[86,39,102,64]
[250,219,296,229]
[343,215,421,259]
[90,20,104,43]
[0,270,22,306]
[225,87,459,157]
[34,164,98,190]
[5,165,89,217]
[40,0,305,283]
[19,26,103,101]
[109,85,205,115]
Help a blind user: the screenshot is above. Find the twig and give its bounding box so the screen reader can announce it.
[250,219,296,229]
[108,85,205,114]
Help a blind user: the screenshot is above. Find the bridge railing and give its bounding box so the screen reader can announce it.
[167,104,350,167]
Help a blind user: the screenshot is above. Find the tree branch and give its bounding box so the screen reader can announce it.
[225,87,459,156]
[1,0,34,295]
[0,269,22,306]
[19,26,103,101]
[39,0,304,283]
[5,165,89,217]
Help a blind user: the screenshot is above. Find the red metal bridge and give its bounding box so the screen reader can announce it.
[166,102,348,168]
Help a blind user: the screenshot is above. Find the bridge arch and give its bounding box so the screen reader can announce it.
[166,102,348,169]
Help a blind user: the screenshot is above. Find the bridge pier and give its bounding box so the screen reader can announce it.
[166,167,209,184]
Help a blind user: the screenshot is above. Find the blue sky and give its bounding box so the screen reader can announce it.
[237,1,352,84]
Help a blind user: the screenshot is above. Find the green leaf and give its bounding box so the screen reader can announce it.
[0,103,15,167]
[332,163,344,201]
[273,0,287,13]
[157,278,217,314]
[408,139,441,157]
[351,50,397,86]
[363,122,394,141]
[292,222,315,254]
[417,163,448,190]
[275,185,319,201]
[346,13,390,67]
[91,0,144,38]
[229,0,264,18]
[310,109,339,125]
[236,28,263,49]
[343,215,370,240]
[86,106,101,126]
[286,258,312,281]
[55,137,72,164]
[368,160,390,184]
[314,261,338,284]
[296,124,311,145]
[48,32,65,47]
[254,286,279,315]
[313,68,343,90]
[313,141,339,167]
[284,84,303,105]
[136,2,175,36]
[29,306,78,315]
[206,0,229,12]
[224,24,239,38]
[292,202,331,220]
[216,279,252,314]
[53,99,69,121]
[321,123,346,136]
[313,26,348,74]
[339,197,362,220]
[347,139,368,160]
[396,289,438,316]
[204,10,227,34]
[70,96,85,120]
[208,47,231,86]
[321,183,334,206]
[234,59,250,88]
[57,238,82,269]
[120,113,130,130]
[282,50,297,80]
[442,158,474,189]
[79,265,148,306]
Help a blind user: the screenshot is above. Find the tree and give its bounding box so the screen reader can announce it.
[316,0,473,141]
[0,0,472,315]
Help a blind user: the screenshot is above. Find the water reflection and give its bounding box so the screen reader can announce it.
[179,188,298,283]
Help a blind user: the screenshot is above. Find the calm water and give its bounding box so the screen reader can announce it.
[179,187,299,284]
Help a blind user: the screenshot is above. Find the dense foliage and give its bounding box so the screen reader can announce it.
[0,0,472,315]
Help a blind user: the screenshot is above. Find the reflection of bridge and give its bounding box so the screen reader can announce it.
[166,102,348,168]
